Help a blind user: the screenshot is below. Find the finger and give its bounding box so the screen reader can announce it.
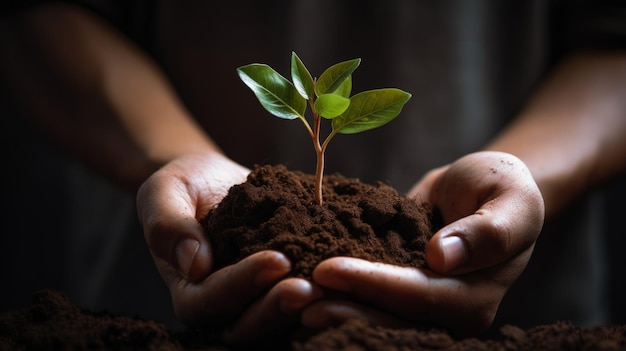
[222,278,324,347]
[301,300,409,331]
[137,172,212,283]
[313,257,520,335]
[426,201,540,275]
[427,155,544,274]
[172,250,292,325]
[137,154,249,283]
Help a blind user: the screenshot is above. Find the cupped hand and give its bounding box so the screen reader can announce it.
[306,151,545,336]
[136,153,322,346]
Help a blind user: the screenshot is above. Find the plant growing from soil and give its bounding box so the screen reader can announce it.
[237,52,412,205]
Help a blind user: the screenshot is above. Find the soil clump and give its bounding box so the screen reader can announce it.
[203,164,440,279]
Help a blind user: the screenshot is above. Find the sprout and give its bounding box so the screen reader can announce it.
[237,52,411,205]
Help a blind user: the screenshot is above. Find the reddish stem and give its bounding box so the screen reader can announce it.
[313,111,324,206]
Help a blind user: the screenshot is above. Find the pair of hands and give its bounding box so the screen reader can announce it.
[136,151,544,347]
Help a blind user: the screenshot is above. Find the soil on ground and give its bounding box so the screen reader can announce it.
[1,289,625,350]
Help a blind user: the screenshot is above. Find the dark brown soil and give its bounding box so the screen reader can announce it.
[2,289,625,350]
[294,318,626,351]
[3,164,624,350]
[203,164,440,279]
[0,289,182,351]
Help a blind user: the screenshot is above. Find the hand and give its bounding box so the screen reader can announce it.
[136,153,321,346]
[304,151,545,336]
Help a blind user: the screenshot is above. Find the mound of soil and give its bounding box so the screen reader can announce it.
[203,164,441,279]
[1,289,625,350]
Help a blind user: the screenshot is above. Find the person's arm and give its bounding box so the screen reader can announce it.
[2,4,319,346]
[1,3,218,192]
[306,51,626,336]
[485,51,626,219]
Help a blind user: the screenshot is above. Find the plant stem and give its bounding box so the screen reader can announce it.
[313,110,324,206]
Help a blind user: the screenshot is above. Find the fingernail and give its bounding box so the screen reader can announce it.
[440,236,467,272]
[175,239,200,279]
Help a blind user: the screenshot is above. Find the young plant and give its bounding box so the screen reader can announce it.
[237,52,411,206]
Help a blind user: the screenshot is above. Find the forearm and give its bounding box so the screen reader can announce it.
[0,3,220,192]
[486,51,626,219]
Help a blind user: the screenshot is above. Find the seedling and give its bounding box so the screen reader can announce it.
[237,52,411,206]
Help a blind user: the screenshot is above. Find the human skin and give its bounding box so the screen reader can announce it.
[1,4,319,346]
[306,51,626,336]
[306,151,544,336]
[2,2,625,346]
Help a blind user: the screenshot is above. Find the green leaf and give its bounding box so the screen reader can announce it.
[291,52,314,100]
[332,88,412,134]
[314,94,350,119]
[315,58,361,96]
[237,63,306,120]
[333,76,352,98]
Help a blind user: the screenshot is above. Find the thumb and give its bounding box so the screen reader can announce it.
[426,188,543,275]
[137,176,212,284]
[425,153,545,275]
[151,216,212,283]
